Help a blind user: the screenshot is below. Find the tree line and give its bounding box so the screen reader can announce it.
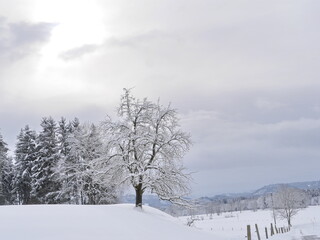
[0,117,118,205]
[0,89,191,207]
[168,185,317,226]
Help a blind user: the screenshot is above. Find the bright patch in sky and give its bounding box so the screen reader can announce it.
[24,0,108,101]
[32,0,106,65]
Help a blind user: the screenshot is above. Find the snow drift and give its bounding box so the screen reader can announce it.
[0,204,213,240]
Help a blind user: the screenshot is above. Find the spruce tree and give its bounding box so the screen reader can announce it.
[1,156,14,204]
[13,126,37,204]
[55,117,78,203]
[32,117,60,203]
[0,132,14,204]
[57,117,72,157]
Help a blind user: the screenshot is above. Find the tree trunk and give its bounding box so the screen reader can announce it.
[288,218,291,227]
[135,184,143,207]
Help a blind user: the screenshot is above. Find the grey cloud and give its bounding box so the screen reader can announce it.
[0,18,56,61]
[59,44,99,60]
[108,30,180,47]
[59,30,176,61]
[177,85,320,125]
[9,22,56,46]
[181,106,320,195]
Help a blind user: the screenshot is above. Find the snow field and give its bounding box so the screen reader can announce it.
[2,203,319,240]
[180,206,320,240]
[0,204,214,240]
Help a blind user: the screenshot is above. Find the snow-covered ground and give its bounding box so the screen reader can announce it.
[1,204,319,240]
[0,204,214,240]
[180,206,320,240]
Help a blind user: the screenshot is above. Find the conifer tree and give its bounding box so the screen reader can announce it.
[13,125,37,204]
[0,132,14,204]
[1,156,14,204]
[32,117,60,203]
[55,117,80,203]
[57,117,73,157]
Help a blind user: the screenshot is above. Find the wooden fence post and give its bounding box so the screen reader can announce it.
[255,224,261,240]
[247,225,251,240]
[265,227,268,239]
[270,223,274,236]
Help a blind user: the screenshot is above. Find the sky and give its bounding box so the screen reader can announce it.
[0,0,320,197]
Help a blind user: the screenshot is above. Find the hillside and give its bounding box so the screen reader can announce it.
[0,204,214,240]
[180,205,320,240]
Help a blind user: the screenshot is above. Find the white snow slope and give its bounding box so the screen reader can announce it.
[0,204,214,240]
[180,206,320,240]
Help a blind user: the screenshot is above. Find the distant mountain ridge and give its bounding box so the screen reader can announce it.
[252,180,320,196]
[198,180,320,203]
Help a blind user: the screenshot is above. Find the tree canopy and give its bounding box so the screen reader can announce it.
[101,89,192,207]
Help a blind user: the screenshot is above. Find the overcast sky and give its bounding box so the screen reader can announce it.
[1,0,320,197]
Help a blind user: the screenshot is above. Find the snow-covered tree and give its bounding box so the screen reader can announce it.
[13,126,37,204]
[55,117,79,203]
[0,132,14,204]
[32,117,60,203]
[57,117,72,158]
[57,123,118,204]
[2,156,15,204]
[274,185,307,227]
[257,195,269,209]
[101,89,191,207]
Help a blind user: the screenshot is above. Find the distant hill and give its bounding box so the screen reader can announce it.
[192,180,320,205]
[202,180,320,201]
[252,180,320,196]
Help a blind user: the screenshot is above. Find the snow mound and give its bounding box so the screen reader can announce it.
[0,204,213,240]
